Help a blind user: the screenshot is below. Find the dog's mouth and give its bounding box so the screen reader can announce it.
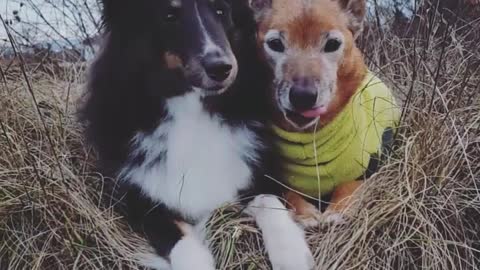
[283,106,328,129]
[201,84,229,95]
[286,110,315,126]
[285,110,318,129]
[190,78,231,96]
[185,58,238,96]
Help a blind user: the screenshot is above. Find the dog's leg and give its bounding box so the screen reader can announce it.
[247,195,314,270]
[285,181,363,226]
[322,180,363,222]
[124,185,216,270]
[169,222,216,270]
[139,222,215,270]
[285,191,322,228]
[326,180,363,212]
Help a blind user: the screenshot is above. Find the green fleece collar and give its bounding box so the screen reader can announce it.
[272,72,400,197]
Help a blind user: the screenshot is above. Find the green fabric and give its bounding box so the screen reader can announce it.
[272,72,400,197]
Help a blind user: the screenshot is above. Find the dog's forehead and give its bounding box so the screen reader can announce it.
[270,0,304,19]
[262,0,348,47]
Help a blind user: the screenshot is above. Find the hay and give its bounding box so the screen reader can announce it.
[1,7,479,270]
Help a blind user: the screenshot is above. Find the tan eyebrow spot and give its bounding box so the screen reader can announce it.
[164,52,183,69]
[174,220,193,236]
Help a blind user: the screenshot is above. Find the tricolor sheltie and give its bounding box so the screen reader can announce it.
[81,0,313,269]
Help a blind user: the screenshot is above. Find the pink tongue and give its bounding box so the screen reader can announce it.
[301,106,328,118]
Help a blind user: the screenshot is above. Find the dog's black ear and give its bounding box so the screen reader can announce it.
[100,0,122,28]
[100,0,148,31]
[248,0,272,21]
[337,0,366,38]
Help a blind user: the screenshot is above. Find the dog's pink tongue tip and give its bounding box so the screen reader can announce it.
[301,106,327,118]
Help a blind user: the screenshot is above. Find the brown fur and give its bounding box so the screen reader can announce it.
[285,181,364,226]
[326,180,363,213]
[257,0,367,130]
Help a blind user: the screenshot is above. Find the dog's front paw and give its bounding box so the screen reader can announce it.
[295,209,323,228]
[268,237,315,270]
[295,209,347,228]
[170,234,216,270]
[320,211,347,225]
[247,195,314,270]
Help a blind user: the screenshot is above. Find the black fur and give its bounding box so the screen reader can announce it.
[80,0,282,262]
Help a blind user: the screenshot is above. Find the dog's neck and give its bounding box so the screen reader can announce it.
[271,71,400,197]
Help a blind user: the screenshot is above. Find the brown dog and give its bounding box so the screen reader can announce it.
[249,0,399,226]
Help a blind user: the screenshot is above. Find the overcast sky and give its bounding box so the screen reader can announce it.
[1,0,100,46]
[1,0,414,46]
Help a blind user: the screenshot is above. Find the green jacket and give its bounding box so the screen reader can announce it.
[273,72,400,197]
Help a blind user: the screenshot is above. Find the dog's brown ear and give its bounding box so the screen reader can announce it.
[337,0,367,38]
[248,0,272,21]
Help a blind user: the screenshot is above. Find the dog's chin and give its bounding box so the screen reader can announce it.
[195,85,228,96]
[284,110,319,131]
[191,73,237,97]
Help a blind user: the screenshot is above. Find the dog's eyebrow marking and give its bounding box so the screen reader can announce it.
[164,52,184,69]
[171,0,182,8]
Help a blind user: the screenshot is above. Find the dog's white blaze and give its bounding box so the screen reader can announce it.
[247,195,315,270]
[122,92,259,221]
[194,1,221,56]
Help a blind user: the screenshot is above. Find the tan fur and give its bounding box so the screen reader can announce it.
[173,220,190,236]
[258,0,368,128]
[285,191,322,227]
[164,52,183,69]
[325,180,363,213]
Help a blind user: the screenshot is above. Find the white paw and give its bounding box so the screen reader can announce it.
[170,234,216,270]
[266,226,314,270]
[248,195,314,270]
[268,237,315,270]
[137,252,172,270]
[245,194,286,217]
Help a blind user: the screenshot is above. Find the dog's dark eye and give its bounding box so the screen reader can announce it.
[324,39,342,53]
[267,38,285,53]
[211,0,230,17]
[165,7,181,23]
[216,8,225,16]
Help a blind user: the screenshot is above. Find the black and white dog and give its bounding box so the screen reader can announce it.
[81,0,313,269]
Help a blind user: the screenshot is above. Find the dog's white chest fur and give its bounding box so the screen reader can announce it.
[123,92,259,221]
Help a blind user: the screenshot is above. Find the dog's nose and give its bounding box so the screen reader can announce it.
[203,57,232,82]
[289,78,318,111]
[290,89,318,111]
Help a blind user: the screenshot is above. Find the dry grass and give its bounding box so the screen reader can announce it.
[1,4,480,270]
